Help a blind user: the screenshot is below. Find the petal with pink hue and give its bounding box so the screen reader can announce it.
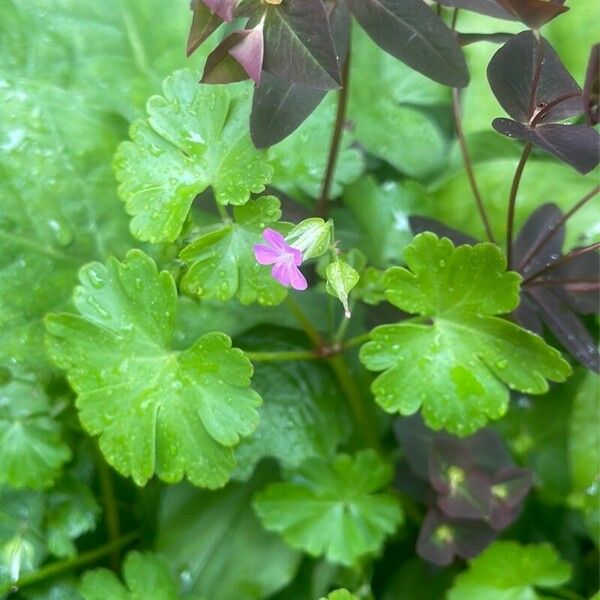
[262,228,287,249]
[254,244,281,265]
[272,262,291,287]
[288,266,308,291]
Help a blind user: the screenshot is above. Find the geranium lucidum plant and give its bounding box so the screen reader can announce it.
[0,0,598,598]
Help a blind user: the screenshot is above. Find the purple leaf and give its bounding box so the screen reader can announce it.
[202,28,264,85]
[188,0,223,57]
[513,294,544,334]
[583,44,600,125]
[249,0,350,147]
[494,0,568,29]
[395,458,435,503]
[394,415,438,479]
[525,286,600,372]
[489,467,533,530]
[409,216,479,247]
[429,438,492,519]
[487,32,581,125]
[492,118,600,174]
[203,0,237,21]
[436,0,515,20]
[464,428,514,474]
[552,250,600,314]
[349,0,469,87]
[512,203,564,276]
[417,510,496,565]
[262,0,341,90]
[457,32,514,47]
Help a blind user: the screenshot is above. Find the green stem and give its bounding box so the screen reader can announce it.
[548,588,586,600]
[216,202,230,222]
[95,448,121,571]
[343,332,371,350]
[245,350,318,362]
[327,354,382,452]
[10,532,139,593]
[333,298,355,343]
[285,295,325,348]
[505,142,532,268]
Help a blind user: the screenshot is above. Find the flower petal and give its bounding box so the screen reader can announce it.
[272,262,291,286]
[289,245,304,266]
[263,228,287,250]
[254,244,281,265]
[288,265,308,291]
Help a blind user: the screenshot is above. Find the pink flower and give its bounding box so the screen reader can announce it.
[254,228,308,290]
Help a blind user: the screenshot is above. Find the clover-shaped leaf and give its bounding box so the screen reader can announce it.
[360,233,571,435]
[0,381,71,490]
[81,551,180,600]
[115,70,273,243]
[253,450,403,566]
[448,541,571,600]
[180,196,287,305]
[46,250,261,487]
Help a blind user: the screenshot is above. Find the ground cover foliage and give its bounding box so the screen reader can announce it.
[0,0,598,598]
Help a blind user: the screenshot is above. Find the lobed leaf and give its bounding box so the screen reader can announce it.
[45,250,261,488]
[253,450,403,566]
[360,234,571,435]
[180,196,287,305]
[114,70,273,243]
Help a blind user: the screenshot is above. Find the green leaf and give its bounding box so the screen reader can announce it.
[80,552,179,600]
[325,260,360,319]
[360,234,571,435]
[320,590,358,600]
[0,381,71,489]
[568,373,600,545]
[0,80,131,379]
[45,250,261,488]
[448,541,572,600]
[348,27,448,179]
[115,70,273,243]
[428,157,599,249]
[268,93,363,203]
[156,464,300,600]
[253,450,403,566]
[343,176,422,267]
[45,477,100,559]
[0,0,208,120]
[179,196,287,305]
[233,327,351,480]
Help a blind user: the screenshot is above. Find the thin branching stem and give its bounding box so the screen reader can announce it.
[284,296,325,348]
[95,448,121,571]
[517,184,600,271]
[451,88,496,242]
[245,350,318,362]
[11,532,139,593]
[317,33,352,219]
[506,142,532,267]
[522,242,600,284]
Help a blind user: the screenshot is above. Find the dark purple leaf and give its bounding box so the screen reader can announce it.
[394,415,438,479]
[409,216,479,247]
[262,0,341,90]
[583,44,600,125]
[436,0,514,20]
[395,458,435,503]
[202,28,264,85]
[494,0,568,29]
[457,32,514,46]
[552,250,600,314]
[188,0,223,57]
[417,510,496,565]
[525,286,600,372]
[348,0,469,87]
[429,438,492,519]
[492,118,600,174]
[249,0,350,147]
[487,32,581,125]
[513,294,544,334]
[203,0,236,21]
[489,467,533,530]
[464,428,514,474]
[513,203,564,276]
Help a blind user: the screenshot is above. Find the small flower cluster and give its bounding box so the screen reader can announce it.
[394,415,533,566]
